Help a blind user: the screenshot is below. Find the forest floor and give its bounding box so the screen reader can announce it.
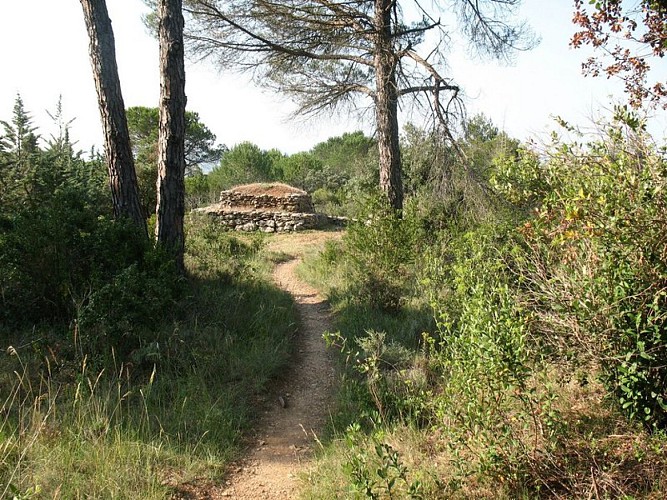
[178,230,343,499]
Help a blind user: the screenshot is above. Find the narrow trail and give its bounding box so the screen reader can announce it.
[216,232,341,499]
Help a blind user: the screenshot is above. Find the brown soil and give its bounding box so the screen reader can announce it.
[173,230,343,499]
[228,183,307,197]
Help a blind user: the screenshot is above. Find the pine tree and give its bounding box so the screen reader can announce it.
[80,0,148,234]
[155,0,187,272]
[183,0,535,211]
[0,94,40,207]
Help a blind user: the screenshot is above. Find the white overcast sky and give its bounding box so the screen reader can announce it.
[0,0,665,155]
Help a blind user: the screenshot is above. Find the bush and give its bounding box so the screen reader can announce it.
[311,187,339,212]
[303,116,667,498]
[1,196,124,324]
[344,196,424,312]
[504,114,667,428]
[77,245,182,359]
[416,223,561,484]
[0,168,182,363]
[185,171,214,209]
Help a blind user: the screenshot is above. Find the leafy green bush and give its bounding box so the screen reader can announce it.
[0,124,182,361]
[185,171,214,208]
[344,196,424,312]
[77,244,182,359]
[311,187,339,213]
[504,114,667,428]
[303,116,667,497]
[433,226,560,480]
[0,171,112,324]
[344,425,425,499]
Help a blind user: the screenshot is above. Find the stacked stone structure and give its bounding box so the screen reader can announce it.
[196,183,334,233]
[218,190,315,213]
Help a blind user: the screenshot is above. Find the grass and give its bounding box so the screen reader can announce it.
[227,182,307,196]
[0,214,299,497]
[303,425,443,499]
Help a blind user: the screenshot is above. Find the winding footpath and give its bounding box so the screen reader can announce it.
[217,232,340,499]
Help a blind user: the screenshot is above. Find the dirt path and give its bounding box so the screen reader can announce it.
[216,231,342,499]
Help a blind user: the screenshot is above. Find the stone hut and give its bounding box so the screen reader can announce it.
[196,183,330,233]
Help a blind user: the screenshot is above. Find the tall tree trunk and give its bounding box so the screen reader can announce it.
[155,0,187,272]
[374,0,403,212]
[79,0,147,234]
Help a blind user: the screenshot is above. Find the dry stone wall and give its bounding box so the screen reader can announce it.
[196,184,341,233]
[218,190,315,213]
[206,209,328,233]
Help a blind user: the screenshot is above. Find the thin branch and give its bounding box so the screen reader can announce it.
[399,84,459,96]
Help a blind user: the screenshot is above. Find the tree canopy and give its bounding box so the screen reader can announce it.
[0,95,40,207]
[127,106,225,175]
[181,0,535,210]
[207,141,274,190]
[128,106,225,217]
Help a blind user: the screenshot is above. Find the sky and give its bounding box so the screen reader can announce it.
[0,1,665,156]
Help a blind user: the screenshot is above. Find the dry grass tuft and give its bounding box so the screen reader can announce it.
[228,183,307,196]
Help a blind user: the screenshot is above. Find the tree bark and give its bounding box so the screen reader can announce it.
[155,0,187,272]
[374,0,403,212]
[79,0,147,234]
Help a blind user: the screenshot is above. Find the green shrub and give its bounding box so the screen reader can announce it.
[344,425,425,499]
[420,224,560,484]
[506,114,667,428]
[344,196,424,312]
[77,245,182,359]
[311,187,339,212]
[185,171,214,209]
[303,116,667,497]
[0,171,182,362]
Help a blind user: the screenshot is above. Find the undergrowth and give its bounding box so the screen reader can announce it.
[0,214,298,498]
[301,115,667,498]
